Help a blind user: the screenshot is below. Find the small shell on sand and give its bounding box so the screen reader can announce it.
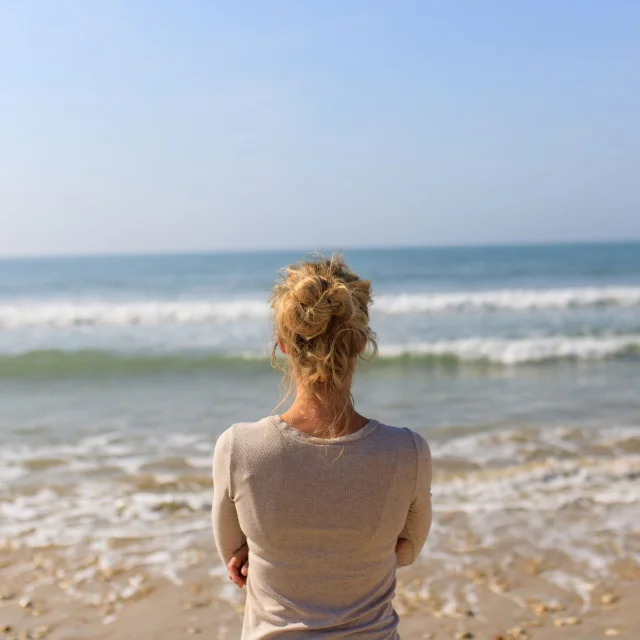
[98,604,116,619]
[506,627,529,638]
[604,630,620,637]
[489,576,512,593]
[186,628,201,635]
[465,569,487,585]
[532,601,564,615]
[454,632,474,640]
[554,617,581,627]
[32,625,50,640]
[601,593,620,605]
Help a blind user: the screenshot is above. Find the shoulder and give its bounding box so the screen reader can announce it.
[375,422,429,448]
[215,418,270,448]
[407,429,431,460]
[374,423,432,465]
[214,417,275,461]
[213,418,271,477]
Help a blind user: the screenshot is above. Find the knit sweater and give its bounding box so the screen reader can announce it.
[212,416,432,639]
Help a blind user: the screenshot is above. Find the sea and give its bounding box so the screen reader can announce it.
[1,243,639,615]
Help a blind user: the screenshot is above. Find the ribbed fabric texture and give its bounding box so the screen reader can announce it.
[212,416,432,639]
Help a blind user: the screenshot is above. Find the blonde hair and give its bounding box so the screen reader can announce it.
[270,253,377,436]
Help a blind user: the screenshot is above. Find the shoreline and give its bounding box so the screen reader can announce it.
[2,423,639,639]
[1,548,638,640]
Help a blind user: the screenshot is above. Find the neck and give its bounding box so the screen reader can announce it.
[280,383,367,438]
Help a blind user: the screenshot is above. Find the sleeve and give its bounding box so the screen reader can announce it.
[212,427,246,565]
[396,430,433,567]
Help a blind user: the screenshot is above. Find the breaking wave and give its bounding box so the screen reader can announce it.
[2,334,639,377]
[1,286,640,328]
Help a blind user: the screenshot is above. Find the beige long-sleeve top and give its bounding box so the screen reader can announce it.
[212,416,432,639]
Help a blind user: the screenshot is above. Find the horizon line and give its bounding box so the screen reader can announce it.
[1,237,639,261]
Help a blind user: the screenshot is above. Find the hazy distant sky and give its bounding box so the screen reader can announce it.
[1,1,639,257]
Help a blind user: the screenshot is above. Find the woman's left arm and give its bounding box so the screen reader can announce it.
[396,431,432,567]
[212,428,246,566]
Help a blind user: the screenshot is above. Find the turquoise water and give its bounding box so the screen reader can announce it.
[1,243,639,601]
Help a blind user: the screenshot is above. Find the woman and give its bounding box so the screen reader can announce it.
[212,254,432,639]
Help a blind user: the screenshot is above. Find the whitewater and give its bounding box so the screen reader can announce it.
[1,286,640,328]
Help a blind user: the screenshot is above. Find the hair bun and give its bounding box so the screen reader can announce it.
[290,274,326,307]
[287,274,336,340]
[271,254,377,389]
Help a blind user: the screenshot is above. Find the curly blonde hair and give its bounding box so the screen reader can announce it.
[270,253,377,435]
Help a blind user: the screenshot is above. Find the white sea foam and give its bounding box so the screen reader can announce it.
[434,456,640,514]
[375,286,640,314]
[1,286,640,328]
[1,423,638,609]
[379,334,640,364]
[0,299,269,328]
[2,334,638,364]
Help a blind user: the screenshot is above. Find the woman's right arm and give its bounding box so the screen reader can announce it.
[396,431,432,567]
[212,428,247,566]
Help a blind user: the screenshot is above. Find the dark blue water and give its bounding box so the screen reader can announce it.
[2,242,639,299]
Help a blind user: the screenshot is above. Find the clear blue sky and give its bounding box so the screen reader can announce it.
[1,1,639,257]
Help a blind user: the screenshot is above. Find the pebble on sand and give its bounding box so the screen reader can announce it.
[604,630,620,637]
[554,617,581,627]
[600,593,620,605]
[532,601,563,615]
[454,633,474,640]
[183,600,210,610]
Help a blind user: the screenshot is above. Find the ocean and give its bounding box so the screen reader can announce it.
[1,243,639,626]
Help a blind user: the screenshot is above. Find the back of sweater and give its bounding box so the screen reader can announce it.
[212,416,432,639]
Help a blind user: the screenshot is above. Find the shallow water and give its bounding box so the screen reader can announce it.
[1,244,639,621]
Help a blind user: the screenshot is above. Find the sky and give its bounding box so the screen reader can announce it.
[1,1,639,257]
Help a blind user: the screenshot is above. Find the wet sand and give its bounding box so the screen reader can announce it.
[2,535,639,640]
[2,424,638,639]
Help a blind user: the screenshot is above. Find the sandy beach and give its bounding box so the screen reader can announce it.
[2,422,639,639]
[2,534,639,640]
